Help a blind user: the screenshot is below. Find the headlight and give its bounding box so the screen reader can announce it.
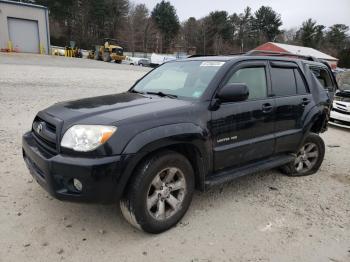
[61,125,117,152]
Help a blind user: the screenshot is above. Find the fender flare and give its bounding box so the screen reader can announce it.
[122,123,207,155]
[114,123,210,200]
[304,105,328,133]
[298,105,327,149]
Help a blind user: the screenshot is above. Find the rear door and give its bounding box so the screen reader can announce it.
[210,61,276,171]
[269,61,315,153]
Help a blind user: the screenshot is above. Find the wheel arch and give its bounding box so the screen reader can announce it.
[115,124,211,201]
[304,105,329,134]
[298,105,328,150]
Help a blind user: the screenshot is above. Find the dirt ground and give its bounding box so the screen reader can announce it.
[0,53,349,262]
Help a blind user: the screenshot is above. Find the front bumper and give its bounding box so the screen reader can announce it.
[330,109,350,123]
[22,131,124,203]
[330,101,350,128]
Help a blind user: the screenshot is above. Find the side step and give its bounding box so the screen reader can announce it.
[205,155,294,188]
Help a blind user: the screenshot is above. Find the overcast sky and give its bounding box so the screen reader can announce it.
[133,0,350,30]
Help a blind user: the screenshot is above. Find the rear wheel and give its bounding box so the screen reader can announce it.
[280,133,325,176]
[120,151,194,233]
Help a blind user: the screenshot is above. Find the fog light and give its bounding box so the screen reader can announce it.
[73,178,83,192]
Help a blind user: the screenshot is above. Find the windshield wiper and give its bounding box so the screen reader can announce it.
[130,89,145,94]
[145,91,178,99]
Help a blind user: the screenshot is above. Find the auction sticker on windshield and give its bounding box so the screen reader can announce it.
[200,61,225,67]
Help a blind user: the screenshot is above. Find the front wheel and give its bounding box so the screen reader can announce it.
[120,151,194,233]
[280,133,325,176]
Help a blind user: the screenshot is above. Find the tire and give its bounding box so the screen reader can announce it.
[139,63,143,67]
[120,150,195,233]
[103,52,111,62]
[280,133,325,176]
[114,60,122,64]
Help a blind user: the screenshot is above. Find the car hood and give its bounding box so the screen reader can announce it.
[42,92,193,126]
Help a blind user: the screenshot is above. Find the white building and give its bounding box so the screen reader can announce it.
[0,0,50,54]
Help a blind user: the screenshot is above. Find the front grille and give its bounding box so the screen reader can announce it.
[44,120,56,133]
[334,96,350,102]
[332,108,350,115]
[32,116,58,154]
[335,102,347,108]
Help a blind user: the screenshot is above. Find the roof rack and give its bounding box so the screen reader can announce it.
[247,50,334,71]
[187,54,216,58]
[245,50,324,62]
[226,52,247,56]
[187,51,330,68]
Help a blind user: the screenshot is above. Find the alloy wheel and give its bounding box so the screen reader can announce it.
[147,167,187,221]
[294,142,319,173]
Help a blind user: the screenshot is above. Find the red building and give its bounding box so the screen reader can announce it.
[252,42,338,69]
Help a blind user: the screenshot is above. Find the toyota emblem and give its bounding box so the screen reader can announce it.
[36,123,43,133]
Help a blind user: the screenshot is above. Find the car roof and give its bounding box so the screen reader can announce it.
[184,55,326,67]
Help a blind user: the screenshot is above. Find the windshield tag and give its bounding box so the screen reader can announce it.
[200,61,225,67]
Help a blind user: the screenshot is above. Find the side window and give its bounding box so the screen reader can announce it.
[270,67,297,96]
[294,69,308,94]
[227,67,267,100]
[310,67,334,91]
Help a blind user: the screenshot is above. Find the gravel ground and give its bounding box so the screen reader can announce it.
[0,53,349,262]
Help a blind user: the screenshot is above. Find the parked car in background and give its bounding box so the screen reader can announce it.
[124,56,150,67]
[150,53,176,67]
[330,71,350,128]
[123,56,137,65]
[137,58,150,67]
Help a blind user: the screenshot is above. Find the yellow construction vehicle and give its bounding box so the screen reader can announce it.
[93,38,125,63]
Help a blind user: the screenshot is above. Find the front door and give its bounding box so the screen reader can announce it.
[209,61,275,171]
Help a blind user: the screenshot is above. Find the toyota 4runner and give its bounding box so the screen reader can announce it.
[22,55,335,233]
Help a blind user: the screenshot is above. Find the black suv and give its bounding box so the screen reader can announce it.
[22,56,335,233]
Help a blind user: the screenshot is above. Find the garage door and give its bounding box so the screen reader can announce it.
[8,18,40,53]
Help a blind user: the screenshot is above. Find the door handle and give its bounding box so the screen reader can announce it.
[262,103,273,113]
[301,98,310,106]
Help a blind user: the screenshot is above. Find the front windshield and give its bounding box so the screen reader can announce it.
[132,60,225,99]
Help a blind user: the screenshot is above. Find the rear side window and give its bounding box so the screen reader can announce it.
[271,67,297,96]
[310,67,334,91]
[294,69,308,94]
[227,67,267,100]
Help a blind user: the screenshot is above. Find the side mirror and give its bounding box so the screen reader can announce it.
[216,83,249,103]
